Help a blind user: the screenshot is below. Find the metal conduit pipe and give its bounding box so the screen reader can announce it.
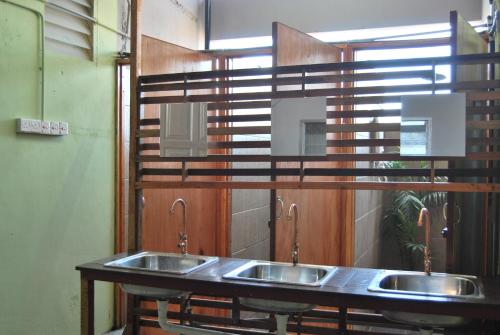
[0,0,45,120]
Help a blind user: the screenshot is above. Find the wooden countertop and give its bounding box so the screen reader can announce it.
[76,253,500,320]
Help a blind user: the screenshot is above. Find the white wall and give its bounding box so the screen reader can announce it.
[483,0,491,21]
[211,0,484,40]
[142,0,205,50]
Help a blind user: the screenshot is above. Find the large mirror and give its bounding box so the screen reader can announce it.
[400,93,466,157]
[159,102,208,157]
[271,97,327,156]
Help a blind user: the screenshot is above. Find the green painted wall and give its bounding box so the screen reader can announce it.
[0,0,116,333]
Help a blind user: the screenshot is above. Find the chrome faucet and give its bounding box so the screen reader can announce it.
[170,198,188,255]
[287,203,299,266]
[418,207,431,275]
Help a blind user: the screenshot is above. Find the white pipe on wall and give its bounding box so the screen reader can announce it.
[0,0,45,120]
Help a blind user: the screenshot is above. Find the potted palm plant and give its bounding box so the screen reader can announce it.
[381,161,447,270]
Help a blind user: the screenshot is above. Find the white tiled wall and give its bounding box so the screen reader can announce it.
[230,135,271,260]
[354,184,384,268]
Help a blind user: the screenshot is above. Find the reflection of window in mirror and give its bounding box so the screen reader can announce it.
[301,121,326,156]
[400,119,432,156]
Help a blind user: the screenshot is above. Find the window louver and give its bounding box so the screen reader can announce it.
[45,0,94,60]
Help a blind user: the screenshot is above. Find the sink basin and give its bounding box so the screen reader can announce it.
[368,270,482,298]
[368,270,483,328]
[223,260,336,286]
[223,260,336,313]
[105,252,218,299]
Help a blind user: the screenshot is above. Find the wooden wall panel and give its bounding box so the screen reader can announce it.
[140,34,225,255]
[139,35,228,335]
[272,22,354,267]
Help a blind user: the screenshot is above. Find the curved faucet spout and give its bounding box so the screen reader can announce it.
[418,207,431,275]
[287,203,299,266]
[170,198,188,255]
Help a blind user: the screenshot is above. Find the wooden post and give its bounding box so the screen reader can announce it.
[128,0,142,253]
[127,1,142,334]
[80,275,94,335]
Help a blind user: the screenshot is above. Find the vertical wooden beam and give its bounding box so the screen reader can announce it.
[340,45,355,267]
[81,275,94,335]
[128,0,142,253]
[114,62,125,329]
[216,55,231,257]
[270,23,278,261]
[127,1,142,334]
[446,10,458,273]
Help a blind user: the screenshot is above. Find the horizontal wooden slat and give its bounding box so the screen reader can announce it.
[467,120,500,129]
[467,91,500,102]
[139,168,499,178]
[205,96,401,110]
[330,109,400,118]
[140,121,500,138]
[210,114,270,123]
[209,141,270,149]
[467,137,500,146]
[207,101,270,110]
[139,107,500,127]
[138,152,500,162]
[328,139,400,147]
[207,126,271,136]
[139,52,500,83]
[328,123,400,133]
[140,169,183,176]
[140,142,271,151]
[139,138,500,151]
[140,80,500,104]
[210,37,449,58]
[140,70,437,92]
[137,181,500,192]
[467,106,500,115]
[139,129,160,137]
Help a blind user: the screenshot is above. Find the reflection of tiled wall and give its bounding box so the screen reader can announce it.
[231,135,271,260]
[354,129,385,268]
[354,185,384,268]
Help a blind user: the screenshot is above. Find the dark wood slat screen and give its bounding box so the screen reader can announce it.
[136,52,500,191]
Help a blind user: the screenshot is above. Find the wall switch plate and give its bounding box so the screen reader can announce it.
[50,121,60,135]
[41,121,51,134]
[59,121,69,135]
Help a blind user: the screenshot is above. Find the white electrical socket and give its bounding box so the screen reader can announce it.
[59,121,69,135]
[16,118,69,136]
[50,121,60,135]
[41,121,51,134]
[30,119,41,133]
[16,118,32,133]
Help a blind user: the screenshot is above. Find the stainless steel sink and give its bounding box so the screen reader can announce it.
[105,251,218,274]
[223,260,336,286]
[223,260,336,313]
[368,270,483,328]
[105,252,218,299]
[368,270,482,298]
